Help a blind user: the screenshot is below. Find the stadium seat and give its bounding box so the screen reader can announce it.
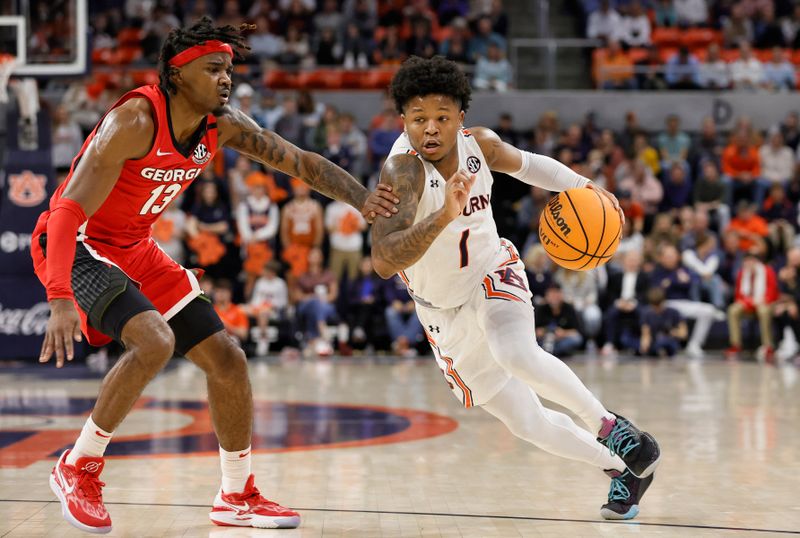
[341,70,364,88]
[360,69,396,89]
[91,47,113,65]
[652,27,681,48]
[628,47,648,63]
[131,69,159,86]
[296,69,343,89]
[264,69,298,89]
[681,28,722,49]
[792,50,800,65]
[115,46,143,65]
[658,47,679,63]
[720,48,740,62]
[117,28,143,47]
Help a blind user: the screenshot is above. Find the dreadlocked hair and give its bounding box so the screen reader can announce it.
[159,16,253,94]
[389,56,471,115]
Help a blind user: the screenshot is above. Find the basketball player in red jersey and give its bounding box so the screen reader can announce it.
[31,18,398,533]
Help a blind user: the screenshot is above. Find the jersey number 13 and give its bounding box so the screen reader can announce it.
[140,184,182,215]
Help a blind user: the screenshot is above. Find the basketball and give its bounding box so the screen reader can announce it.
[538,187,621,271]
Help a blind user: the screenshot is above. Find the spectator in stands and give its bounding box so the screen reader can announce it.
[51,105,83,178]
[650,243,721,358]
[657,114,691,171]
[639,287,687,357]
[439,17,472,65]
[437,0,469,26]
[632,132,660,176]
[635,45,668,90]
[615,218,646,268]
[723,4,754,47]
[731,41,766,90]
[760,128,794,186]
[698,43,731,89]
[654,0,678,27]
[515,186,548,250]
[617,189,645,234]
[338,113,368,179]
[727,249,779,361]
[772,248,800,358]
[214,279,250,345]
[474,42,513,91]
[523,244,553,306]
[403,0,441,38]
[619,111,645,156]
[693,160,730,231]
[661,163,693,213]
[344,0,378,38]
[232,84,261,123]
[761,183,797,253]
[321,127,354,174]
[314,27,343,65]
[249,15,284,60]
[369,108,404,163]
[682,232,727,309]
[468,15,507,61]
[618,159,664,216]
[728,201,769,252]
[763,47,795,91]
[494,112,520,147]
[783,4,800,47]
[486,0,509,37]
[258,90,283,132]
[557,264,605,344]
[719,229,744,286]
[680,206,713,250]
[587,0,623,43]
[281,179,323,276]
[313,0,344,33]
[693,116,725,165]
[347,257,385,350]
[341,22,372,69]
[373,25,406,65]
[675,0,708,26]
[665,47,702,90]
[325,198,366,282]
[281,0,313,35]
[247,261,289,356]
[406,19,437,59]
[217,0,245,28]
[754,4,785,49]
[530,111,560,157]
[597,40,636,90]
[602,250,648,355]
[292,248,338,356]
[186,181,234,276]
[237,172,280,296]
[723,129,767,206]
[384,274,424,356]
[621,1,651,47]
[275,25,312,66]
[536,284,584,357]
[141,5,181,63]
[779,111,800,151]
[275,96,304,146]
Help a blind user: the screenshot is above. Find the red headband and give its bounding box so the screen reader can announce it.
[169,40,233,67]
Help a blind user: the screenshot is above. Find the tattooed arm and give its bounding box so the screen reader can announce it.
[217,106,397,220]
[371,154,475,279]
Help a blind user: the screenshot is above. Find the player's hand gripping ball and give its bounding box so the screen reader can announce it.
[538,187,622,271]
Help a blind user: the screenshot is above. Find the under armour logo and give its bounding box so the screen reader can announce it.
[430,179,440,188]
[428,325,440,333]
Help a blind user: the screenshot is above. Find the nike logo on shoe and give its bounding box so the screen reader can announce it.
[156,149,173,156]
[221,499,251,515]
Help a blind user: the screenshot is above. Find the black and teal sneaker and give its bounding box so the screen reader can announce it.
[597,414,661,478]
[600,467,655,520]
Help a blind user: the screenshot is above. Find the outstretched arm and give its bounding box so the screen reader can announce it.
[472,126,622,219]
[217,106,398,221]
[371,154,474,279]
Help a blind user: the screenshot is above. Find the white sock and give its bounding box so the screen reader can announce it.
[66,415,113,465]
[220,445,251,493]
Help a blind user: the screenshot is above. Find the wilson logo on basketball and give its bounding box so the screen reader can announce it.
[8,171,47,207]
[192,143,211,164]
[547,198,572,236]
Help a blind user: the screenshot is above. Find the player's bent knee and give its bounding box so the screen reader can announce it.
[122,313,175,370]
[210,340,249,384]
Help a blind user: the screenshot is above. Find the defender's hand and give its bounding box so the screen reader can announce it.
[443,170,476,222]
[362,184,399,223]
[39,299,82,368]
[585,182,625,226]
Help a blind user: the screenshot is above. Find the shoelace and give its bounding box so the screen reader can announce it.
[77,472,105,502]
[605,419,640,459]
[608,474,631,502]
[239,485,280,508]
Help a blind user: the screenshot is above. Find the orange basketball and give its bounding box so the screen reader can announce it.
[538,187,622,271]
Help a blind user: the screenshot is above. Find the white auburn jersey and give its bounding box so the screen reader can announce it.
[387,128,503,309]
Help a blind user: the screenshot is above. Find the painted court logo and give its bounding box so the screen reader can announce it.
[192,143,211,165]
[466,156,481,174]
[547,197,572,236]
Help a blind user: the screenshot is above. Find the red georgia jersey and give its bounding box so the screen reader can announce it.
[36,84,219,247]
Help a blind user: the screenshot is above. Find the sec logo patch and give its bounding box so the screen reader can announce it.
[466,156,481,174]
[192,143,211,165]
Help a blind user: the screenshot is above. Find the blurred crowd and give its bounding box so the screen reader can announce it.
[583,0,800,90]
[87,0,514,91]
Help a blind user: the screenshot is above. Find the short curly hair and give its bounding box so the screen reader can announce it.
[389,56,471,115]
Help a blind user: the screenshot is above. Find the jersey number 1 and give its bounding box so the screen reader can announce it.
[140,184,182,215]
[459,229,470,268]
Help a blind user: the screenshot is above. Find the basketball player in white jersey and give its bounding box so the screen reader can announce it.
[371,56,661,520]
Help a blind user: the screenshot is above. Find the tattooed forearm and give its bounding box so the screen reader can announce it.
[371,155,448,278]
[221,107,369,210]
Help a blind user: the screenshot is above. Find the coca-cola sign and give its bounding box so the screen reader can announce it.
[0,302,49,335]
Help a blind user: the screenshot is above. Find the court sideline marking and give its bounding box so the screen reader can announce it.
[1,498,798,535]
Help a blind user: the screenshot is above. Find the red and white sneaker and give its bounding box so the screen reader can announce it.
[49,450,112,534]
[209,475,300,528]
